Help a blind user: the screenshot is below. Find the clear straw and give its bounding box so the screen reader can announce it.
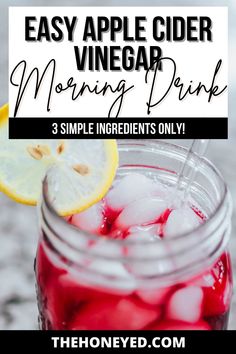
[175,139,210,207]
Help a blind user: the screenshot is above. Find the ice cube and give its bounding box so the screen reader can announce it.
[116,197,167,230]
[189,273,215,288]
[85,240,137,294]
[108,228,126,240]
[137,287,170,305]
[127,225,162,241]
[126,241,175,277]
[71,202,104,233]
[127,258,175,278]
[167,286,203,323]
[68,298,160,330]
[164,206,201,238]
[105,174,165,211]
[87,259,131,278]
[88,238,122,257]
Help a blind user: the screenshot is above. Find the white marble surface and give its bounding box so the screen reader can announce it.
[0,0,236,330]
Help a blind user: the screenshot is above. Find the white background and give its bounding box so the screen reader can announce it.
[9,6,228,118]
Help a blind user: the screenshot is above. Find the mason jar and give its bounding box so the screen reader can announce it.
[36,140,233,330]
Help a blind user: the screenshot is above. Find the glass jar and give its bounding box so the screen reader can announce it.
[36,140,233,330]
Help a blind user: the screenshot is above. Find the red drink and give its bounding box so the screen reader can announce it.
[36,171,233,330]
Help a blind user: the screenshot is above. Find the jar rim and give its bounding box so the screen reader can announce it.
[39,140,232,285]
[41,139,230,246]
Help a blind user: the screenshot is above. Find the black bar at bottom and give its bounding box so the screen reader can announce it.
[0,330,235,353]
[8,117,228,139]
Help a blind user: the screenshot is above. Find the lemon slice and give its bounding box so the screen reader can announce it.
[0,104,118,215]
